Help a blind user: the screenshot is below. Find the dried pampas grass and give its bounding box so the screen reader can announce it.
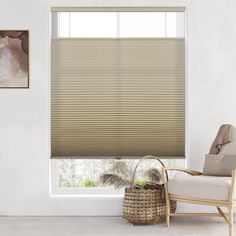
[109,161,131,178]
[146,168,163,184]
[99,160,164,190]
[99,174,131,189]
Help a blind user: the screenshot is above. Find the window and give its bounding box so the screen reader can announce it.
[51,158,185,195]
[50,8,185,195]
[52,10,184,38]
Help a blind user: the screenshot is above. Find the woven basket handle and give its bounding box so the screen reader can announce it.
[130,155,168,189]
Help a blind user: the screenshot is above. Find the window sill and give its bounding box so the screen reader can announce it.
[50,194,124,198]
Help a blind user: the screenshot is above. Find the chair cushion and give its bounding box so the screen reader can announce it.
[168,175,233,201]
[203,154,236,176]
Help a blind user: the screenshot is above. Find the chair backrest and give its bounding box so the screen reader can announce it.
[220,127,236,154]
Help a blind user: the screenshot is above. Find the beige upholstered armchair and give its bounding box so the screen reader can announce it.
[163,127,236,236]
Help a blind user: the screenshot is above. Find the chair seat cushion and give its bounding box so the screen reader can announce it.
[168,175,233,201]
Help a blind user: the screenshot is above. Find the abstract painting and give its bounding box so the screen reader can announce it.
[0,30,29,88]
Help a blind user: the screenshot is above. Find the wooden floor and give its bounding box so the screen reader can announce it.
[0,216,233,236]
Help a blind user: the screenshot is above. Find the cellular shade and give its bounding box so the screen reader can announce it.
[51,38,185,158]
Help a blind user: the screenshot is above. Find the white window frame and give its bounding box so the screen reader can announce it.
[50,9,187,196]
[50,159,186,195]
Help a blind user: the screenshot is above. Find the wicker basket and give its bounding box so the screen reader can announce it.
[122,156,177,225]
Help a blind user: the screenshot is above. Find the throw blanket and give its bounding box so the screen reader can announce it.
[209,124,232,154]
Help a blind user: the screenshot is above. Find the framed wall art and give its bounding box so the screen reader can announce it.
[0,30,29,88]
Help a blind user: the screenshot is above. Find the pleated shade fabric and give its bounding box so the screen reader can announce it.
[51,38,185,158]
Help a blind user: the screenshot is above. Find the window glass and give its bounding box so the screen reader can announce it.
[58,159,184,188]
[58,12,70,37]
[70,12,117,37]
[166,12,177,37]
[119,12,165,37]
[54,11,185,38]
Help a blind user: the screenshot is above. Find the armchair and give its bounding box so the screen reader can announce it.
[163,127,236,236]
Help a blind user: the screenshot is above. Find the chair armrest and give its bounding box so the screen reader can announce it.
[161,167,202,208]
[163,167,202,176]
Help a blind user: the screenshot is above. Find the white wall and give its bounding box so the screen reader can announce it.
[0,0,236,215]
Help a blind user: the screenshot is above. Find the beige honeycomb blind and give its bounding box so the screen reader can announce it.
[51,38,185,158]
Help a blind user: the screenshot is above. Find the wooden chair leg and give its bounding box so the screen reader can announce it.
[162,168,170,227]
[229,205,234,236]
[166,198,170,227]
